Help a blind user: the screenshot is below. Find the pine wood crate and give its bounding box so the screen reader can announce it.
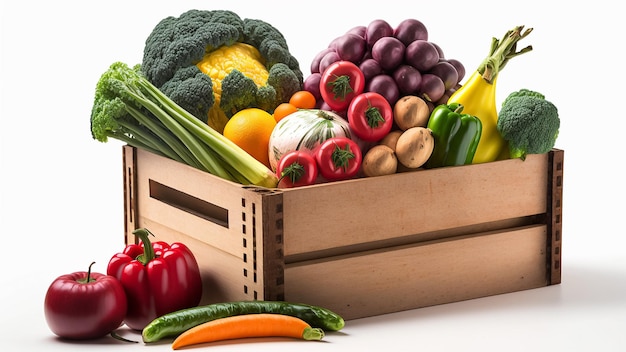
[122,145,564,320]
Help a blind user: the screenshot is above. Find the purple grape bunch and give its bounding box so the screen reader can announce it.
[305,18,466,110]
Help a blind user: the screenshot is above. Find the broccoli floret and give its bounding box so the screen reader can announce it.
[141,9,303,132]
[242,18,291,66]
[219,62,302,117]
[219,69,260,116]
[266,63,302,107]
[501,88,545,107]
[142,10,244,87]
[160,65,214,123]
[497,89,560,160]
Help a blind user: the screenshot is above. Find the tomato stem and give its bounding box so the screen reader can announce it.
[278,162,305,184]
[332,143,356,171]
[365,106,384,128]
[329,75,354,101]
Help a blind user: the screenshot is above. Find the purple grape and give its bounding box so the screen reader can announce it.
[405,40,440,72]
[393,18,428,46]
[366,74,400,106]
[361,50,373,62]
[446,58,466,83]
[427,61,459,90]
[333,33,367,64]
[435,88,455,106]
[431,42,445,59]
[359,58,382,81]
[303,73,322,101]
[310,48,334,74]
[392,64,422,95]
[318,51,340,75]
[419,73,445,102]
[365,19,394,48]
[346,25,367,39]
[371,36,406,71]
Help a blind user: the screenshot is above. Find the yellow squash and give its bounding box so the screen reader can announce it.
[448,25,533,163]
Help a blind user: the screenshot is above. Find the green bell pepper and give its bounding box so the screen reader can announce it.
[425,103,482,168]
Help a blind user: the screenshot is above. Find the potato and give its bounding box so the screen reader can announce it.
[395,127,434,169]
[379,130,403,151]
[362,145,398,177]
[393,95,431,131]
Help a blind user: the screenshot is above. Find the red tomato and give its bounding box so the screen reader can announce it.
[315,137,362,181]
[44,262,127,340]
[319,61,365,112]
[276,150,318,188]
[347,92,393,142]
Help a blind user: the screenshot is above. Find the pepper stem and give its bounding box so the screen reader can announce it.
[133,228,156,265]
[478,25,533,83]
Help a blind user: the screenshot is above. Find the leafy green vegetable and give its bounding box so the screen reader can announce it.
[90,61,278,187]
[497,89,560,160]
[140,9,303,132]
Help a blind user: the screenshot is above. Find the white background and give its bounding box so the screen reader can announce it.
[1,1,625,351]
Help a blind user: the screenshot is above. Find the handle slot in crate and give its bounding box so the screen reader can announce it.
[148,179,229,228]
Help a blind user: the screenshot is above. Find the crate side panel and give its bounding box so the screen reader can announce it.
[133,147,267,257]
[127,147,284,304]
[282,153,550,255]
[284,225,549,320]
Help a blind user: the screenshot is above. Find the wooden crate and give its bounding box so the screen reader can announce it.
[122,145,563,320]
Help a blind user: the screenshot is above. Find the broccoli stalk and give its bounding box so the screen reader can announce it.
[91,62,279,187]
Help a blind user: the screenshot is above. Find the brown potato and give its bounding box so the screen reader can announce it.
[379,130,403,151]
[395,127,434,169]
[362,145,398,177]
[393,95,431,131]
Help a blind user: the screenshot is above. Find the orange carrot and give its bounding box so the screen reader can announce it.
[171,313,325,349]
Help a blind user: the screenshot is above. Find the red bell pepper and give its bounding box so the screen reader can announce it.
[107,228,202,331]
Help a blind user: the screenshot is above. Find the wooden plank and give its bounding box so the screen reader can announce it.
[281,153,550,255]
[284,225,549,320]
[547,149,564,284]
[132,147,254,257]
[122,145,138,246]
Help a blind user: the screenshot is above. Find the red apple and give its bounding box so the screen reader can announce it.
[44,262,127,340]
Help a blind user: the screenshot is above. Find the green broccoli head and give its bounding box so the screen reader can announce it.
[141,9,303,132]
[501,88,545,107]
[160,65,214,124]
[219,69,260,116]
[267,63,303,106]
[497,89,560,160]
[142,10,244,88]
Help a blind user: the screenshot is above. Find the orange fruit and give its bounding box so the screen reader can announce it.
[273,102,298,123]
[289,90,316,109]
[223,108,276,168]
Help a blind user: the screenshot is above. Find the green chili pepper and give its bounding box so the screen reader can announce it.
[425,103,482,168]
